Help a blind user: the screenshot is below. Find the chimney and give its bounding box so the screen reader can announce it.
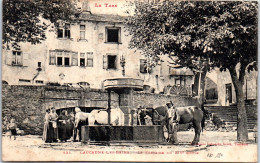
[75,0,91,13]
[82,0,91,13]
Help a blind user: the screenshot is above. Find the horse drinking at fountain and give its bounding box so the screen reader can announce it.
[140,101,205,145]
[88,107,124,126]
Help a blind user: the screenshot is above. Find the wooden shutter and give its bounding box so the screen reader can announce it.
[49,51,56,65]
[103,55,108,69]
[87,52,93,67]
[5,52,12,66]
[71,52,78,66]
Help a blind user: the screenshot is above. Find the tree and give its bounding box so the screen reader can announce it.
[3,0,77,50]
[125,1,214,110]
[125,1,257,141]
[205,2,257,141]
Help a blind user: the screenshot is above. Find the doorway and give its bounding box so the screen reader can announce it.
[225,83,232,105]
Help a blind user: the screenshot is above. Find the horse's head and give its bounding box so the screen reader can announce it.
[75,107,81,113]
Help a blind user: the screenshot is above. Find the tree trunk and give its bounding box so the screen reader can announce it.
[229,68,248,141]
[199,65,208,108]
[193,72,200,96]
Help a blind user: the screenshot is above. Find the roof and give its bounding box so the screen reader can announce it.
[76,12,126,23]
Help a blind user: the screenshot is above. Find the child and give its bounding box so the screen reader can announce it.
[7,118,17,140]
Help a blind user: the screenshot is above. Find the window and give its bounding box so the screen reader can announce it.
[58,29,63,38]
[140,59,147,73]
[19,79,31,85]
[106,27,121,43]
[107,55,117,69]
[79,52,94,67]
[64,57,70,66]
[103,55,117,69]
[65,24,71,38]
[19,79,30,83]
[175,76,186,86]
[35,80,44,84]
[140,59,151,73]
[49,50,78,66]
[57,57,63,65]
[80,53,85,67]
[57,23,71,38]
[87,52,93,67]
[80,25,85,40]
[12,51,22,66]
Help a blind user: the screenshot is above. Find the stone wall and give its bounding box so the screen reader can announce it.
[133,92,199,108]
[2,85,198,135]
[2,85,45,135]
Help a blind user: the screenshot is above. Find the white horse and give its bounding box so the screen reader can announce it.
[74,107,91,128]
[88,108,124,126]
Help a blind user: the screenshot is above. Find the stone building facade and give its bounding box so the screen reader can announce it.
[2,4,194,95]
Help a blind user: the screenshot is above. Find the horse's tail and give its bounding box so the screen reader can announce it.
[201,104,207,132]
[201,114,205,132]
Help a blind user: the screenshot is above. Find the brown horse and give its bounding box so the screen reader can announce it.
[142,105,205,145]
[169,106,205,145]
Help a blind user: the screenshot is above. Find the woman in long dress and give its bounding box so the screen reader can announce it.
[66,112,75,140]
[43,109,53,143]
[50,107,59,142]
[58,110,69,142]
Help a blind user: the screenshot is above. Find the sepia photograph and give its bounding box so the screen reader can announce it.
[1,0,258,162]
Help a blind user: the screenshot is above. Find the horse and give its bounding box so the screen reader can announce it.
[141,105,205,145]
[138,106,168,126]
[75,111,91,128]
[169,106,205,145]
[88,108,124,126]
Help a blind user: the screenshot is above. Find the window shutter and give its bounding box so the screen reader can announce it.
[49,51,56,65]
[5,52,12,66]
[87,52,93,67]
[103,55,108,69]
[22,53,29,66]
[71,52,78,66]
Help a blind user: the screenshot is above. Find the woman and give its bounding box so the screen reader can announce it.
[43,109,53,143]
[58,110,69,142]
[50,107,58,142]
[66,112,75,140]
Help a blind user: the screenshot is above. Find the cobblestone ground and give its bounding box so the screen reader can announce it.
[2,131,257,162]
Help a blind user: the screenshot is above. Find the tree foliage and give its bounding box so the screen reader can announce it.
[126,1,258,141]
[126,1,257,71]
[3,0,77,49]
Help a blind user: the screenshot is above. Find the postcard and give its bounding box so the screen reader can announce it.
[2,0,258,162]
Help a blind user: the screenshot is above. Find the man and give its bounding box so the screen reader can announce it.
[166,101,180,123]
[73,107,82,142]
[166,101,179,144]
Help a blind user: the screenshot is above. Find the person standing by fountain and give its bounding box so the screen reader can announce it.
[50,107,59,142]
[43,108,53,143]
[58,110,69,142]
